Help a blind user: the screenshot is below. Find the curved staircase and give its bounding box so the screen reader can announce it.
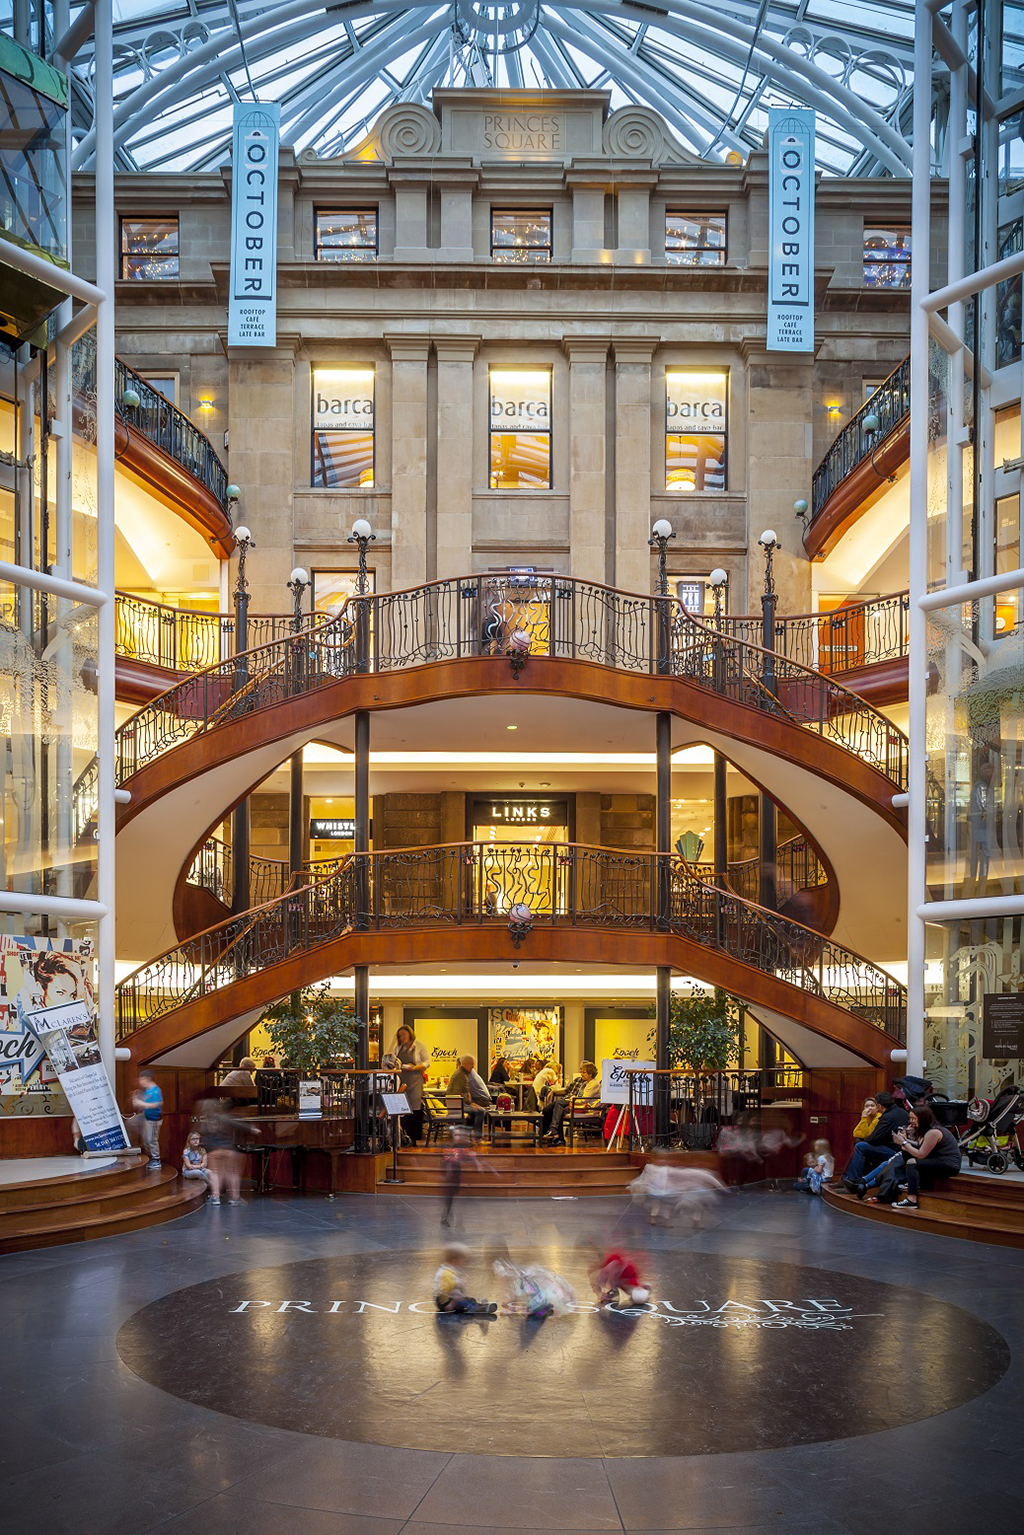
[0,1161,206,1254]
[823,1173,1024,1249]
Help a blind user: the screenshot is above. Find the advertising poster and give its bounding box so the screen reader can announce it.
[601,1058,655,1106]
[410,1016,479,1084]
[24,998,130,1152]
[593,1015,652,1069]
[299,1079,323,1119]
[767,107,815,352]
[0,934,93,1117]
[489,1006,559,1065]
[228,100,280,347]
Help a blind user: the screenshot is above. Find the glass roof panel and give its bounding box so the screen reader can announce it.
[59,0,916,177]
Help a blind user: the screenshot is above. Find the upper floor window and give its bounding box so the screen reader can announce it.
[120,216,179,280]
[311,367,375,488]
[863,225,911,288]
[315,209,378,262]
[489,368,551,489]
[665,370,727,493]
[491,209,552,264]
[666,212,726,267]
[675,577,728,618]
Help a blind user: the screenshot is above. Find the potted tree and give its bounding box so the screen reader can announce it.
[649,987,741,1146]
[259,984,360,1117]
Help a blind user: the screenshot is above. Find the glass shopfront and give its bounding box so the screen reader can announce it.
[307,797,359,864]
[468,795,572,915]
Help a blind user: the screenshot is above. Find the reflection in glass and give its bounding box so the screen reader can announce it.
[863,226,911,288]
[491,209,552,263]
[665,212,726,266]
[120,216,179,280]
[0,65,66,263]
[315,209,377,262]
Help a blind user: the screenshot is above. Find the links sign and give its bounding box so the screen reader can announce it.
[767,108,815,353]
[228,102,280,348]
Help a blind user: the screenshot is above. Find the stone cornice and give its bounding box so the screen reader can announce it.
[433,336,482,361]
[612,337,661,364]
[561,335,612,361]
[384,334,432,362]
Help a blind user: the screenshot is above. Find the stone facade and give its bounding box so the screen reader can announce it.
[73,89,939,616]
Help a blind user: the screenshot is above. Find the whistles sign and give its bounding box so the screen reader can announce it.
[228,101,280,347]
[767,108,815,353]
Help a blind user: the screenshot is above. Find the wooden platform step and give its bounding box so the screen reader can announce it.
[379,1146,638,1197]
[823,1173,1024,1249]
[0,1164,206,1253]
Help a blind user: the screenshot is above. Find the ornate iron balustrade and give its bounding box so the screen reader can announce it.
[719,591,911,676]
[702,835,828,907]
[114,592,329,672]
[63,331,230,510]
[97,575,907,815]
[115,842,906,1048]
[810,355,910,520]
[184,835,346,910]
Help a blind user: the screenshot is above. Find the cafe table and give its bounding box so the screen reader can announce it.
[486,1108,543,1146]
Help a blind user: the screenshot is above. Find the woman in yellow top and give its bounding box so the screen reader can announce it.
[852,1096,881,1141]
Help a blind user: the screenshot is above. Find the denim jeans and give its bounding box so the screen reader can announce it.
[843,1142,893,1184]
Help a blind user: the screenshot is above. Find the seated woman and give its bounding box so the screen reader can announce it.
[542,1060,600,1144]
[852,1095,881,1143]
[489,1054,511,1086]
[888,1105,962,1208]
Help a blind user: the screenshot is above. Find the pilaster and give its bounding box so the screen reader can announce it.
[614,177,657,265]
[435,336,480,577]
[613,338,659,592]
[562,336,610,584]
[386,335,432,589]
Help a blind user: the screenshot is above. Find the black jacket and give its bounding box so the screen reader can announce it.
[866,1105,910,1149]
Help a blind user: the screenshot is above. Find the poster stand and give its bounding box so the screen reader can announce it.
[380,1091,410,1184]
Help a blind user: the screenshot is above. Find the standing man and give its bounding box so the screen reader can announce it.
[446,1055,493,1134]
[133,1069,164,1170]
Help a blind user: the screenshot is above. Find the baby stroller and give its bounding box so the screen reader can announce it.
[958,1082,1024,1173]
[892,1074,935,1110]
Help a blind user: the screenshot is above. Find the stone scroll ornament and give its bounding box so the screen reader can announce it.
[376,104,442,160]
[602,107,696,165]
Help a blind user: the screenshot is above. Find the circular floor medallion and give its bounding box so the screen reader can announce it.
[116,1248,1008,1457]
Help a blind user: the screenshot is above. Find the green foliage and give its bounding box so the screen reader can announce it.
[648,987,740,1073]
[259,984,360,1076]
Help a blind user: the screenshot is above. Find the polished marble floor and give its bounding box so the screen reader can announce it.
[2,1186,1022,1534]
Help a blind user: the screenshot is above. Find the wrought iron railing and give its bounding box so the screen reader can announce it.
[701,835,828,907]
[114,591,328,672]
[719,591,911,676]
[115,842,906,1047]
[63,331,230,511]
[97,574,907,809]
[184,835,345,910]
[810,355,910,521]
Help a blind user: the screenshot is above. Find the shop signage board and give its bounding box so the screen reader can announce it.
[601,1057,654,1105]
[593,1015,652,1067]
[228,101,280,347]
[665,372,727,432]
[24,999,130,1151]
[767,107,815,352]
[410,1015,479,1080]
[474,798,568,826]
[312,369,375,432]
[309,818,356,839]
[489,370,551,431]
[982,992,1024,1059]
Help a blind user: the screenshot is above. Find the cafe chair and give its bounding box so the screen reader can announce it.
[422,1095,447,1147]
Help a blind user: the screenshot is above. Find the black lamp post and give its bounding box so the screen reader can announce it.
[287,565,309,633]
[230,511,254,916]
[649,517,675,599]
[650,518,675,675]
[757,531,779,910]
[347,517,376,597]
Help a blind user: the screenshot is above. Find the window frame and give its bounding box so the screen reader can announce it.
[119,214,180,280]
[310,366,376,490]
[314,207,379,263]
[664,368,729,494]
[862,223,912,289]
[490,207,554,264]
[674,576,728,618]
[488,365,553,491]
[664,210,727,267]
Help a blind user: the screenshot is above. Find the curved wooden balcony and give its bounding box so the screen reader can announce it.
[116,842,906,1071]
[805,356,910,560]
[720,591,911,704]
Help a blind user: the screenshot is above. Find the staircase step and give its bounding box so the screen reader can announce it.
[379,1178,632,1199]
[0,1159,148,1209]
[0,1176,206,1254]
[390,1166,636,1189]
[822,1183,1024,1249]
[0,1167,180,1233]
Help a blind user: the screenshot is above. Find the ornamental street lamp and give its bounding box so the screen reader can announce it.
[287,566,309,633]
[757,531,779,911]
[649,518,675,599]
[230,515,255,917]
[347,518,376,596]
[232,521,255,654]
[708,567,728,625]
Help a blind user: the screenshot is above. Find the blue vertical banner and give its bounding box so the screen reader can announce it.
[228,101,280,348]
[767,108,815,352]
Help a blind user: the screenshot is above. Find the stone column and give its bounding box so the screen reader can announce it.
[615,179,656,265]
[391,175,430,261]
[744,345,814,612]
[568,174,606,262]
[438,173,478,261]
[612,339,658,593]
[226,345,296,609]
[386,336,431,589]
[434,336,480,578]
[562,337,610,584]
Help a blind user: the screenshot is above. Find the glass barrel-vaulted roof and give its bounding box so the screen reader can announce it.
[58,1,925,175]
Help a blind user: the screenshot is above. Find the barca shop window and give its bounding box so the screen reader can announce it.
[311,367,375,489]
[489,368,551,490]
[665,371,727,492]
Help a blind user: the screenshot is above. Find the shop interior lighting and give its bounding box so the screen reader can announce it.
[299,747,718,767]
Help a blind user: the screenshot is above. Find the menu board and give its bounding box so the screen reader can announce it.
[982,993,1024,1060]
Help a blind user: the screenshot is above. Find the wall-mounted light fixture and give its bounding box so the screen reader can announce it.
[197,395,215,411]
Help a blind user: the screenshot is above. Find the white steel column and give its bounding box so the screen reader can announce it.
[94,0,117,1074]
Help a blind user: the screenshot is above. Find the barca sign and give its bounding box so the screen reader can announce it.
[228,101,280,347]
[767,108,815,352]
